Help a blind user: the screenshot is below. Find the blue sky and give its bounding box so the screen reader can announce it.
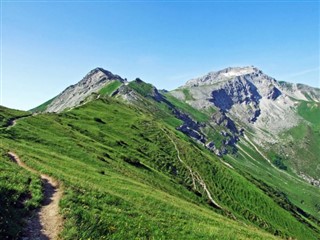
[1,0,319,110]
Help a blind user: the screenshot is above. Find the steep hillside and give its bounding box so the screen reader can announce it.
[1,98,319,239]
[167,66,320,220]
[125,72,320,223]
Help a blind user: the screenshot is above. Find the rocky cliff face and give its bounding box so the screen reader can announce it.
[45,68,125,113]
[209,76,263,123]
[168,66,320,180]
[171,66,320,142]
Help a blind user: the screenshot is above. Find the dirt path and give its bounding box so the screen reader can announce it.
[220,159,234,169]
[243,134,273,165]
[5,114,32,130]
[7,119,17,129]
[8,152,63,240]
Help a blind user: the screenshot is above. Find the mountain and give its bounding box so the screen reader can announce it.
[34,67,125,113]
[170,66,320,179]
[1,66,320,239]
[174,66,319,133]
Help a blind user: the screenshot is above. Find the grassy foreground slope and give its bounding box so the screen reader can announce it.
[1,97,319,239]
[0,106,43,238]
[0,150,43,238]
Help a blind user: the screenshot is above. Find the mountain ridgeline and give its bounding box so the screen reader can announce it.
[1,66,320,239]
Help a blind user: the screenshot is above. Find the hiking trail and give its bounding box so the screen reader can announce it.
[8,152,63,240]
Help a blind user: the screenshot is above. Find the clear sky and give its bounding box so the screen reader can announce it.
[1,0,319,110]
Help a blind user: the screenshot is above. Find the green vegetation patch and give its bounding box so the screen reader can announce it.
[280,100,320,178]
[152,101,184,127]
[182,88,195,101]
[202,125,224,148]
[281,123,320,179]
[128,79,154,97]
[99,80,123,96]
[164,93,210,122]
[272,156,287,170]
[297,101,320,126]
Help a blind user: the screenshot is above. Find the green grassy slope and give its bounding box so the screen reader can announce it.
[0,148,42,238]
[224,139,320,226]
[165,88,320,221]
[0,107,42,238]
[163,93,210,122]
[279,100,320,178]
[99,80,123,96]
[128,79,154,97]
[298,101,320,126]
[1,97,319,239]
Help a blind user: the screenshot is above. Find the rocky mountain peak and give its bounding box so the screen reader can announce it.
[184,66,268,87]
[45,67,125,112]
[171,66,304,137]
[78,67,124,86]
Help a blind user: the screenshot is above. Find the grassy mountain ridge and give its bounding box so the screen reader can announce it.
[1,95,319,239]
[125,82,320,228]
[1,67,320,239]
